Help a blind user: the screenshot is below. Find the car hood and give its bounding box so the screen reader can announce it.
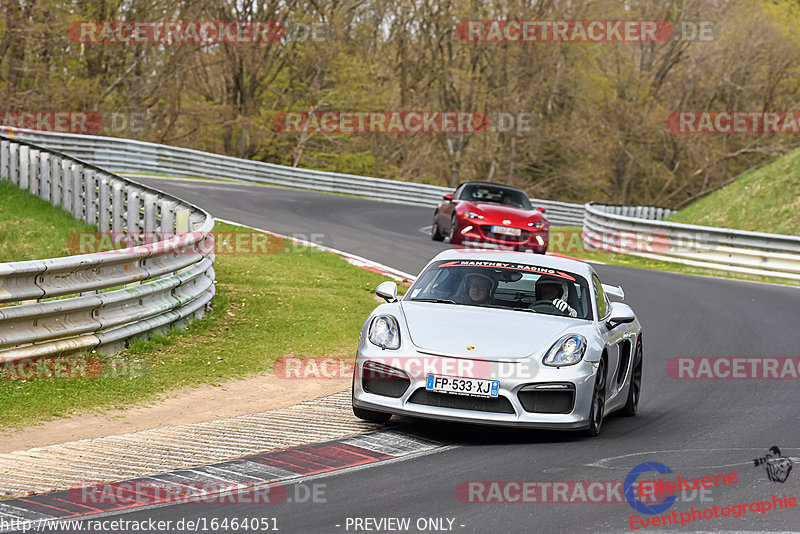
[400,301,573,361]
[465,202,541,221]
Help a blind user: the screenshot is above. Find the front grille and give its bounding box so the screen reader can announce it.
[479,225,531,243]
[361,361,410,398]
[408,388,515,414]
[517,384,575,414]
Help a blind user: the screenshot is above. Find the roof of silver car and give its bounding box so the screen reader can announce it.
[425,249,597,280]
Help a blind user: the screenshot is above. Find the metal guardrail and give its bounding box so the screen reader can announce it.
[583,203,800,281]
[1,130,586,226]
[0,134,216,362]
[6,129,798,283]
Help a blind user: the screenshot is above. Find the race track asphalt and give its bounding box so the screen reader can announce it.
[74,178,800,533]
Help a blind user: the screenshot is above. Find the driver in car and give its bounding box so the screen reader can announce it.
[535,277,578,318]
[464,273,494,305]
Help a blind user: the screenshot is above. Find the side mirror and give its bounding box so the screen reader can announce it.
[606,302,635,329]
[443,193,453,201]
[537,207,546,213]
[375,281,398,303]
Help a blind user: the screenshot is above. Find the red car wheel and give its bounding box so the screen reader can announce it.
[449,214,463,245]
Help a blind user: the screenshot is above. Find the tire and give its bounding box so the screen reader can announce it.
[584,359,606,437]
[449,214,463,245]
[431,212,445,241]
[353,405,392,423]
[620,339,643,417]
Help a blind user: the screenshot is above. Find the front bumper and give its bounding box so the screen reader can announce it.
[352,347,598,430]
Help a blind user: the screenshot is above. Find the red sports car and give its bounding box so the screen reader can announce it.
[431,182,549,253]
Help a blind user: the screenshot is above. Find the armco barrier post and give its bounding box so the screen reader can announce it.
[71,163,84,221]
[126,186,142,237]
[40,152,51,201]
[111,181,125,232]
[85,169,98,226]
[98,176,111,232]
[8,142,18,186]
[28,148,39,196]
[61,159,72,213]
[160,200,177,237]
[176,209,190,233]
[0,139,8,181]
[143,192,158,234]
[18,145,29,189]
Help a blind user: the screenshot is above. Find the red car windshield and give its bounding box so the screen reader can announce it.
[459,184,532,209]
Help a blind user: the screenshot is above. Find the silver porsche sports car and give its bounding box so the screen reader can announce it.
[352,250,642,436]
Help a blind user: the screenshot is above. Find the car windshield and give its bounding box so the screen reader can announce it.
[459,184,532,209]
[407,259,592,320]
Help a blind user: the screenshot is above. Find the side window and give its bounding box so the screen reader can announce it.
[593,275,608,319]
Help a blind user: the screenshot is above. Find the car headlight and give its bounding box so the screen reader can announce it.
[368,315,401,350]
[465,212,485,219]
[528,221,545,228]
[542,334,587,367]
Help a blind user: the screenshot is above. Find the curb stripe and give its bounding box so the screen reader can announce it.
[0,428,446,531]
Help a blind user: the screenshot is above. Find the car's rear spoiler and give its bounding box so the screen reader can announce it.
[601,284,625,300]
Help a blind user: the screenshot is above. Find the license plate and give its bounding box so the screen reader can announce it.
[491,225,521,237]
[426,374,500,398]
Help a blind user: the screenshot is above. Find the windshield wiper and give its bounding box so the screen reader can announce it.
[471,304,536,313]
[411,298,458,304]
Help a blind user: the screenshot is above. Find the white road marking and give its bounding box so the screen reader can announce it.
[587,448,800,470]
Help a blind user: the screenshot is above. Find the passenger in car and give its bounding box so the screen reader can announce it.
[464,273,495,305]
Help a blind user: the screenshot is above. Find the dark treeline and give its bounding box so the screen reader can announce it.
[2,0,799,207]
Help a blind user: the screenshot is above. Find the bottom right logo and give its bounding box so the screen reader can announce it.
[753,446,793,483]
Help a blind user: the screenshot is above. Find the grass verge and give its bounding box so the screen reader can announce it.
[666,147,800,235]
[0,180,98,262]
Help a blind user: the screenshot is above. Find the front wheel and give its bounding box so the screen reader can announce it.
[448,214,463,245]
[584,359,606,437]
[620,339,642,417]
[431,213,445,241]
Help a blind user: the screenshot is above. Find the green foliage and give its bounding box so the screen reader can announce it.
[2,0,800,205]
[668,147,800,236]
